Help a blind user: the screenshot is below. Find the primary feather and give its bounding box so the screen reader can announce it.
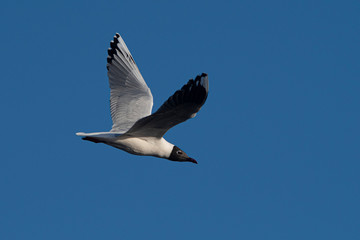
[107,33,153,133]
[126,73,209,138]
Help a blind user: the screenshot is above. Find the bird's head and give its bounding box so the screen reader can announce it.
[168,146,197,164]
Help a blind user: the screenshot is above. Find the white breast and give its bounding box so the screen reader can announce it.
[108,136,174,159]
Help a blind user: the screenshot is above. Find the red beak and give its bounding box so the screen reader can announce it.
[188,158,198,164]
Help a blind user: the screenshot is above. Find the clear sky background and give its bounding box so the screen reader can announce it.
[1,0,360,239]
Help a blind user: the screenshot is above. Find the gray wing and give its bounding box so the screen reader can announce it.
[126,73,209,138]
[107,33,153,132]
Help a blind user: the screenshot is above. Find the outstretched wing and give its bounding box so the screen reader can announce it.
[126,73,209,138]
[107,33,153,133]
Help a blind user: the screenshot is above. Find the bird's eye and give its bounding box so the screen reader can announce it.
[177,151,183,155]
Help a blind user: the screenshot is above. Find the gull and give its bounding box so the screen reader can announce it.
[76,33,209,164]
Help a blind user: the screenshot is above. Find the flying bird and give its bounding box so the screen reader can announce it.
[76,33,209,164]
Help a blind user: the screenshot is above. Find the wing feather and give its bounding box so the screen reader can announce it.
[126,73,209,138]
[107,33,153,132]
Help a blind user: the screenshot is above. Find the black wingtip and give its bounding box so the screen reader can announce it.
[106,53,112,63]
[192,73,209,104]
[200,73,209,92]
[113,35,119,44]
[156,73,209,114]
[107,34,123,66]
[107,33,133,69]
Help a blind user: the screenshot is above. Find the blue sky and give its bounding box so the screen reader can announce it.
[1,0,360,239]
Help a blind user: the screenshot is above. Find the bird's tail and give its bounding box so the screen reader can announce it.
[76,132,122,143]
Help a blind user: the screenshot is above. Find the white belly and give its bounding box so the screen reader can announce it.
[107,136,174,159]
